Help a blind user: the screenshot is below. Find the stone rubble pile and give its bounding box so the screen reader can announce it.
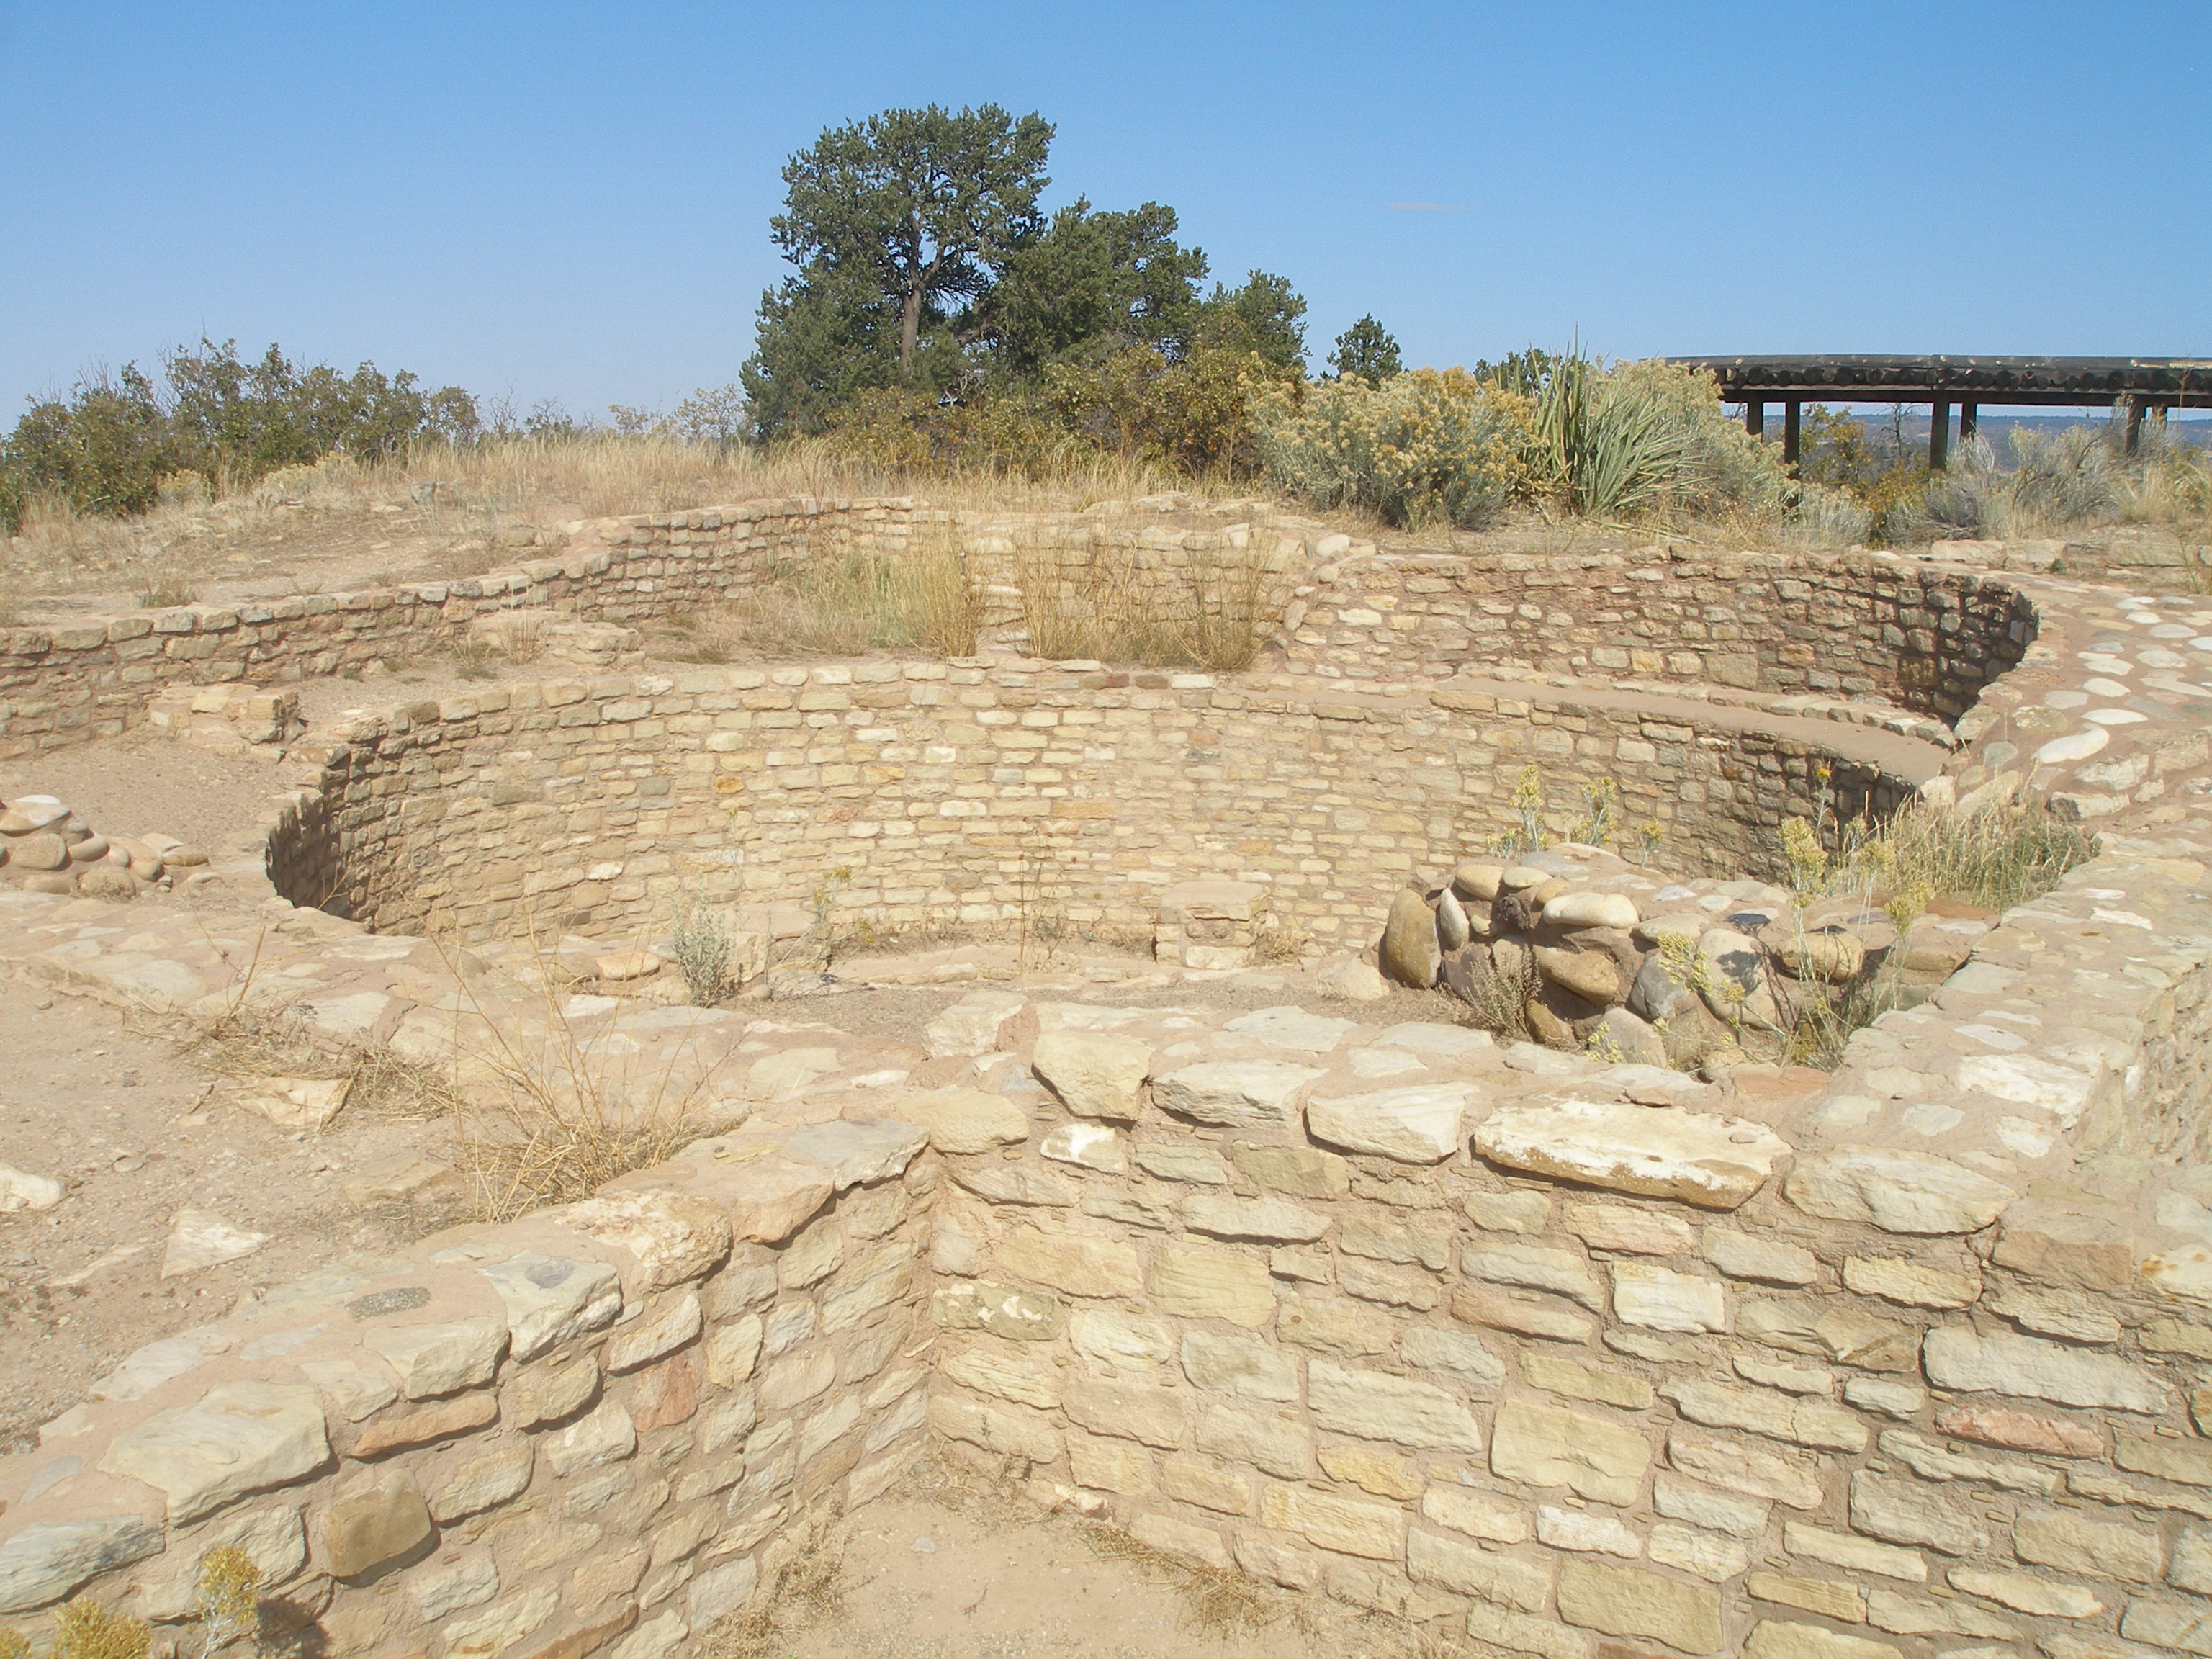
[1378,846,1994,1070]
[0,795,208,901]
[145,683,302,760]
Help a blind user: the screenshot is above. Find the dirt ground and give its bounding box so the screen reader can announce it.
[0,974,459,1452]
[733,1457,1449,1659]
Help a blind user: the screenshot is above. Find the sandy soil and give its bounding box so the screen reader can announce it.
[0,974,462,1452]
[742,1458,1448,1659]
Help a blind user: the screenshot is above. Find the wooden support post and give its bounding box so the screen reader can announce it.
[1783,400,1802,466]
[1930,400,1951,471]
[2126,397,2147,455]
[1959,403,1978,443]
[1745,400,1765,439]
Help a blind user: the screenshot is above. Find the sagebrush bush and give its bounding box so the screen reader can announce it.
[1254,368,1532,529]
[1590,359,1792,521]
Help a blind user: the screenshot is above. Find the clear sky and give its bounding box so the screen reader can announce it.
[3,2,2206,420]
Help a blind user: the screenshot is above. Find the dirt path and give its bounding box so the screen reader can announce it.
[0,974,461,1452]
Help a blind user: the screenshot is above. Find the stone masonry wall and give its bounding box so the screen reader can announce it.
[263,663,1926,949]
[0,1113,938,1659]
[1282,548,2035,719]
[0,499,914,763]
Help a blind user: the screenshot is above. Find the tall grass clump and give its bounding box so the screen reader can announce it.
[670,531,978,662]
[1016,534,1275,671]
[1914,428,2120,541]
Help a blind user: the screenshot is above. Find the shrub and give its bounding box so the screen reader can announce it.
[51,1601,150,1659]
[1045,343,1292,476]
[668,896,737,1005]
[1254,367,1531,529]
[1589,359,1792,521]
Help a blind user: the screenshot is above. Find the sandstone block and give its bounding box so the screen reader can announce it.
[557,1187,732,1290]
[1262,1483,1403,1559]
[1537,1506,1641,1557]
[100,1380,329,1522]
[317,1472,432,1579]
[902,1089,1029,1154]
[1464,1188,1552,1233]
[1161,1455,1251,1513]
[996,1226,1143,1298]
[1406,1527,1550,1611]
[704,1316,763,1388]
[1399,1325,1506,1389]
[1773,1523,1920,1590]
[1543,892,1639,930]
[1449,1286,1593,1344]
[1308,1082,1475,1164]
[1842,1254,1979,1308]
[1195,1403,1311,1478]
[1653,1473,1771,1538]
[1181,1328,1297,1401]
[1931,1403,2100,1458]
[1475,1098,1789,1210]
[1465,1604,1594,1659]
[1647,1522,1750,1583]
[1231,1141,1350,1198]
[1130,1143,1228,1184]
[1040,1121,1125,1172]
[1668,1431,1822,1510]
[2013,1504,2162,1582]
[1380,888,1442,987]
[1561,1200,1692,1256]
[350,1389,498,1457]
[506,1353,599,1428]
[1128,1512,1232,1570]
[1785,1147,2013,1235]
[1182,1191,1328,1243]
[444,1585,559,1659]
[479,1254,622,1361]
[1922,1326,2169,1412]
[2116,1433,2212,1487]
[605,1291,702,1373]
[1071,1309,1177,1378]
[1419,1483,1529,1542]
[1308,1358,1484,1452]
[2125,1602,2212,1653]
[546,1400,636,1478]
[1848,1471,1987,1555]
[1534,945,1620,1005]
[1489,1399,1648,1506]
[430,1441,535,1522]
[1067,1431,1155,1494]
[942,1346,1061,1411]
[1519,1352,1653,1410]
[933,1280,1066,1342]
[1281,1295,1395,1355]
[1462,1241,1602,1310]
[1149,1246,1274,1328]
[1611,1262,1726,1332]
[923,989,1026,1058]
[1555,1560,1722,1654]
[1154,1061,1323,1127]
[1064,1376,1187,1449]
[1701,1227,1817,1285]
[1031,1030,1153,1120]
[0,1516,162,1614]
[1743,1622,1902,1659]
[1946,1565,2100,1618]
[1660,1378,1866,1452]
[929,1391,1063,1463]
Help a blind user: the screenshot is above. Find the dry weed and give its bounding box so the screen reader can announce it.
[430,927,733,1221]
[1079,1521,1277,1638]
[700,1511,847,1659]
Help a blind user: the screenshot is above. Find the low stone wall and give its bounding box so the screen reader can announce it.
[0,1109,936,1659]
[1282,547,2034,718]
[261,663,1933,949]
[0,499,912,763]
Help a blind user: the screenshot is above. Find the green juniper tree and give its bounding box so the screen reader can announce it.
[1328,314,1402,386]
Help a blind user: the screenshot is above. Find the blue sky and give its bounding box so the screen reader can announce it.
[3,3,2206,419]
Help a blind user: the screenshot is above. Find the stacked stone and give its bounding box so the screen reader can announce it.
[1376,847,1992,1066]
[909,961,2212,1659]
[1278,547,2033,719]
[1155,881,1274,969]
[0,498,910,764]
[145,683,302,759]
[0,1125,936,1659]
[0,794,202,900]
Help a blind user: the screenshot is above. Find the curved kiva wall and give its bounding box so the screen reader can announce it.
[261,660,1933,948]
[250,544,2044,946]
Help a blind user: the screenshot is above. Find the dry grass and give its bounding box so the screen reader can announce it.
[700,1511,848,1659]
[1015,534,1277,672]
[435,935,734,1221]
[663,527,979,662]
[1079,1521,1277,1639]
